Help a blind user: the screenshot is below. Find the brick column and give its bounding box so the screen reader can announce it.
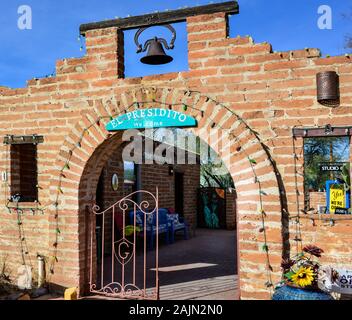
[187,12,229,71]
[85,27,125,79]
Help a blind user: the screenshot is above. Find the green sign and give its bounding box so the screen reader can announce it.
[106,108,197,131]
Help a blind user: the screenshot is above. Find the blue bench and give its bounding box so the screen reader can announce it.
[129,209,189,248]
[167,213,189,243]
[129,209,170,249]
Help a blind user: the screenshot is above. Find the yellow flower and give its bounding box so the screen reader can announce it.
[291,267,315,287]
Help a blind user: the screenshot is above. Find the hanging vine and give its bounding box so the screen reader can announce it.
[292,129,304,256]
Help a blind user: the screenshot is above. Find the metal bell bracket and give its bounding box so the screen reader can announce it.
[134,24,177,54]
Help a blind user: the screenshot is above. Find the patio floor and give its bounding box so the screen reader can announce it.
[93,228,239,300]
[37,228,239,300]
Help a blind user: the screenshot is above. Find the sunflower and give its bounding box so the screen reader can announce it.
[291,267,315,287]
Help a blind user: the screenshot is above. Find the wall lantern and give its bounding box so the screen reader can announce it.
[134,24,176,65]
[316,71,340,107]
[111,174,119,191]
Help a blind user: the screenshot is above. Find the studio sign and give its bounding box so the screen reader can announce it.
[106,108,197,131]
[319,163,345,172]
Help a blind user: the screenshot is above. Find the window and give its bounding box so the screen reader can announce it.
[124,161,136,185]
[304,136,350,214]
[10,143,38,202]
[123,161,138,198]
[5,135,43,203]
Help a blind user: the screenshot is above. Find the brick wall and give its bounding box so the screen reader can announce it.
[96,144,200,253]
[226,190,237,230]
[139,162,200,228]
[0,10,351,299]
[309,191,327,212]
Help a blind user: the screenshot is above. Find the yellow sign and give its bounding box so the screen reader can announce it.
[329,186,345,213]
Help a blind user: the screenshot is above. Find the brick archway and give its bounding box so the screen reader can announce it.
[49,87,283,300]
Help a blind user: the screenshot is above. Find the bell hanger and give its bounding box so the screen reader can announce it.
[134,24,176,65]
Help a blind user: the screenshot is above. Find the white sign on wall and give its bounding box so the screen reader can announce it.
[331,270,352,294]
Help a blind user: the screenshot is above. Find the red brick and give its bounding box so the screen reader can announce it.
[264,60,308,71]
[314,55,352,65]
[229,43,272,55]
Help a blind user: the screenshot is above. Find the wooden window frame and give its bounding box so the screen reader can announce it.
[295,127,352,221]
[4,135,43,204]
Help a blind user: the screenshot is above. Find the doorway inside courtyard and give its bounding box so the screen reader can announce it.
[91,128,239,300]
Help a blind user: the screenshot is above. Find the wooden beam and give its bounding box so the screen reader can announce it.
[80,1,239,35]
[293,127,352,138]
[290,213,352,221]
[3,135,44,145]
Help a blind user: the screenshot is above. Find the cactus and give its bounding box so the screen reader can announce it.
[341,163,350,192]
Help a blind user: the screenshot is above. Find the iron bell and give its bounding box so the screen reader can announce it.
[135,25,177,65]
[140,37,173,65]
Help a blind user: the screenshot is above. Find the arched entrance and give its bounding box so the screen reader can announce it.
[49,87,284,300]
[89,127,239,300]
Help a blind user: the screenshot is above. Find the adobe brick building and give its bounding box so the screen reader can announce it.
[0,1,352,299]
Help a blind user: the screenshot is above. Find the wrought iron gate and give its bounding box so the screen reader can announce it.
[89,189,159,300]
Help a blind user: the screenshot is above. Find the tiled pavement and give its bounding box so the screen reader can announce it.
[41,229,239,300]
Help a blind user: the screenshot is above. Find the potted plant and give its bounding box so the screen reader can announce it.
[273,245,335,300]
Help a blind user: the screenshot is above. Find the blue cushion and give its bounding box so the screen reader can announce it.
[173,222,186,230]
[136,213,143,225]
[130,211,151,226]
[146,224,169,233]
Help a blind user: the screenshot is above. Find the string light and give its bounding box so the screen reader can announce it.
[245,148,274,296]
[292,131,303,255]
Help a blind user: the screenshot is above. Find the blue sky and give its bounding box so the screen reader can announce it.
[0,0,351,88]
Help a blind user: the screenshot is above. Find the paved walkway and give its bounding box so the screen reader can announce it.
[156,228,238,300]
[95,228,238,300]
[38,229,239,300]
[159,275,238,300]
